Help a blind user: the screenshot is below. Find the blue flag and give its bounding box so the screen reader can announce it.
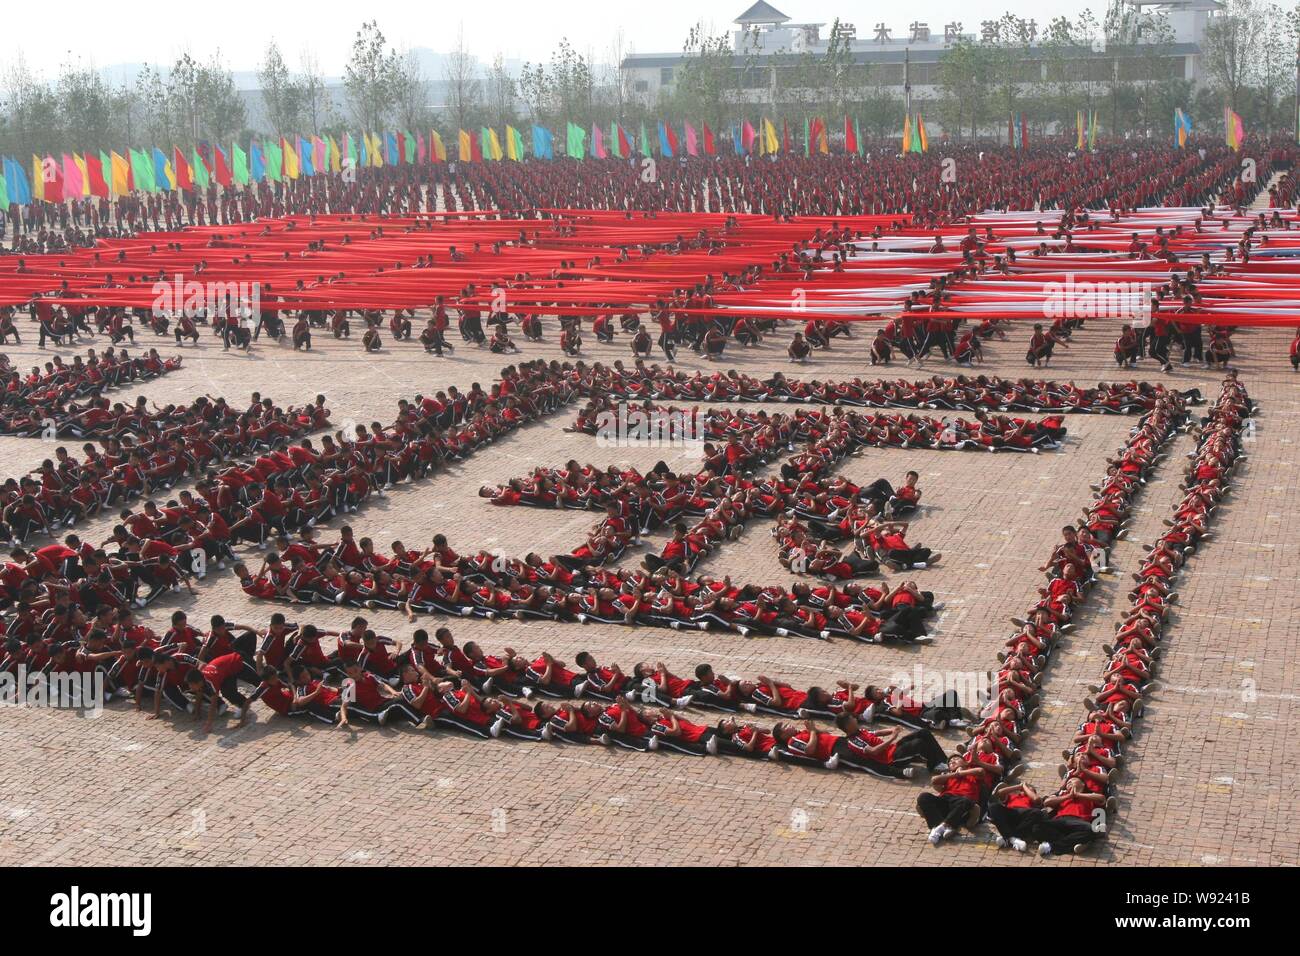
[250,142,266,182]
[300,137,315,176]
[532,126,553,160]
[657,122,672,158]
[384,132,399,165]
[731,124,743,155]
[3,157,32,204]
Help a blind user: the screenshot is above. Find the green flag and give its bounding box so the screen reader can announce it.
[265,140,283,181]
[854,119,863,156]
[566,122,586,160]
[232,143,249,184]
[803,117,811,157]
[403,130,416,163]
[192,149,210,189]
[0,165,8,209]
[131,148,156,192]
[639,122,650,157]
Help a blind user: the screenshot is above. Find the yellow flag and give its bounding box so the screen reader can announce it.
[111,151,130,195]
[74,154,91,196]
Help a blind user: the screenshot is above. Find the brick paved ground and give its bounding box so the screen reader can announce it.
[1,318,1296,867]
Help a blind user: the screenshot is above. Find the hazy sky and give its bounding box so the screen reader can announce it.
[3,0,1106,76]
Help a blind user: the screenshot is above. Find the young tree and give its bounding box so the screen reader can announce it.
[260,42,302,135]
[344,20,399,132]
[486,54,517,125]
[1202,0,1267,112]
[444,24,484,131]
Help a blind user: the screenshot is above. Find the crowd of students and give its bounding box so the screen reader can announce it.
[917,381,1196,850]
[2,143,1276,252]
[0,347,180,431]
[976,373,1249,857]
[2,602,980,777]
[0,393,329,551]
[574,362,1176,413]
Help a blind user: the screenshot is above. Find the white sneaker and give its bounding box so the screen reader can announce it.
[993,834,1007,848]
[1011,838,1028,853]
[928,824,946,845]
[1038,842,1052,857]
[823,753,840,770]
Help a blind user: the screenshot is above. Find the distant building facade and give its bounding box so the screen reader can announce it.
[621,0,1220,106]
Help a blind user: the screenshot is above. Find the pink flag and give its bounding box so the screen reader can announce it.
[313,137,327,174]
[592,124,608,159]
[62,154,84,198]
[684,123,699,157]
[742,121,757,153]
[416,131,427,162]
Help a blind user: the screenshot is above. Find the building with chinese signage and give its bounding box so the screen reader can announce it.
[621,1,1220,107]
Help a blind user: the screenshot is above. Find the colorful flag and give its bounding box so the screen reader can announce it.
[214,145,233,186]
[299,136,315,176]
[741,121,756,153]
[639,122,650,157]
[430,130,447,162]
[702,122,716,156]
[264,140,283,181]
[684,122,698,157]
[62,154,84,198]
[505,125,524,161]
[5,157,32,204]
[566,122,586,159]
[151,148,174,191]
[249,141,265,182]
[232,143,249,185]
[458,129,473,162]
[282,137,300,179]
[844,116,857,155]
[174,147,194,190]
[531,126,552,160]
[658,121,673,158]
[1224,107,1244,150]
[129,149,152,192]
[88,151,109,197]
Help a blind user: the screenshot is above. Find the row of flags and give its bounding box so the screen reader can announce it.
[902,114,930,154]
[0,108,1245,205]
[0,115,932,205]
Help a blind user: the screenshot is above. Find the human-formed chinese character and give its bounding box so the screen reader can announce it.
[910,22,931,42]
[874,23,892,43]
[944,22,963,43]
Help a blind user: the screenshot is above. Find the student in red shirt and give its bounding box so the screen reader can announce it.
[917,755,988,844]
[186,651,255,734]
[649,710,718,755]
[1032,778,1110,857]
[771,719,839,769]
